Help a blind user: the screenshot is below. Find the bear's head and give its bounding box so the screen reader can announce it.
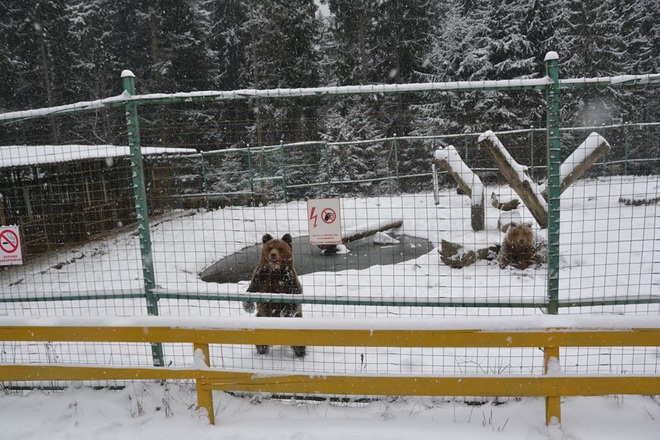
[504,222,534,250]
[260,233,294,270]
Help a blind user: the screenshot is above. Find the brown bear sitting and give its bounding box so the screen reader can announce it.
[498,222,547,270]
[242,233,305,358]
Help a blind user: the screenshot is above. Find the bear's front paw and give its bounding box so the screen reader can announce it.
[242,301,256,313]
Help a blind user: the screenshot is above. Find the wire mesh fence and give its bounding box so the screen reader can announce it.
[1,67,658,385]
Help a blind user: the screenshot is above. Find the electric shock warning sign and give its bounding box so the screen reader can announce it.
[0,225,23,266]
[307,198,342,245]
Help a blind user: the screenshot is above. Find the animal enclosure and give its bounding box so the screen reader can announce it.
[0,54,658,407]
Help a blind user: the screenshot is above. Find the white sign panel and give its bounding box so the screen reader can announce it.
[0,225,23,266]
[307,198,342,245]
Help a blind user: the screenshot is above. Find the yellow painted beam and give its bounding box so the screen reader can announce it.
[2,326,659,348]
[2,365,659,398]
[193,343,215,425]
[3,324,659,428]
[200,373,660,397]
[0,364,200,381]
[544,346,561,426]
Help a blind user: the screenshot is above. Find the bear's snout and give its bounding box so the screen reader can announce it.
[269,250,280,261]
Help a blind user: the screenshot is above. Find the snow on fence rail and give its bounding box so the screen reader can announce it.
[1,315,659,427]
[2,74,659,123]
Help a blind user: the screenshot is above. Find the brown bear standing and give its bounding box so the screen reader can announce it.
[498,222,547,270]
[242,233,305,358]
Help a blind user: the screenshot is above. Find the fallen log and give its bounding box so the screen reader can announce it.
[439,239,501,269]
[319,220,403,254]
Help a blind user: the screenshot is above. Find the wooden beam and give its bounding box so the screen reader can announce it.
[2,323,659,428]
[201,374,660,398]
[341,220,403,244]
[542,133,611,198]
[544,346,561,426]
[1,364,658,398]
[193,343,215,424]
[434,145,485,231]
[2,325,659,348]
[478,132,548,228]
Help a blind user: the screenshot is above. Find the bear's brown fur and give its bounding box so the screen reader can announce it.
[498,222,546,270]
[243,233,305,357]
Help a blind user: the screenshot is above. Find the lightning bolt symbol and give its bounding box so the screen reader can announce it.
[309,206,319,227]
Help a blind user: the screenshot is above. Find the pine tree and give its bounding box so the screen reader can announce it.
[0,0,74,143]
[66,0,126,143]
[243,0,322,199]
[482,0,546,131]
[208,0,249,91]
[412,0,492,135]
[114,0,217,149]
[559,0,629,127]
[244,0,321,145]
[623,0,660,122]
[323,1,386,194]
[373,0,433,190]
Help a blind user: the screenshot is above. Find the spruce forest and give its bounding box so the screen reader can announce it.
[1,0,659,163]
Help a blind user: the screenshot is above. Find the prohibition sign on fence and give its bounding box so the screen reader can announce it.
[307,198,342,245]
[0,225,23,266]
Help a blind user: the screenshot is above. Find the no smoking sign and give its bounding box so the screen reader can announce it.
[307,198,342,245]
[0,225,23,266]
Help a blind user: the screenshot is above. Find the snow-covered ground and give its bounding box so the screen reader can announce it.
[2,384,659,440]
[5,175,658,309]
[1,175,658,439]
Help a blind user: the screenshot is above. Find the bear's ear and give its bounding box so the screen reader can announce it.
[281,233,293,245]
[262,234,273,243]
[523,222,533,228]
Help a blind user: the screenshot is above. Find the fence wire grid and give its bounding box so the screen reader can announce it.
[0,67,659,388]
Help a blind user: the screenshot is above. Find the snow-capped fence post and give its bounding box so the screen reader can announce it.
[122,70,164,367]
[433,145,485,231]
[544,51,561,317]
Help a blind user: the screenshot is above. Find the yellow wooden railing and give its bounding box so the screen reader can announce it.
[1,317,659,427]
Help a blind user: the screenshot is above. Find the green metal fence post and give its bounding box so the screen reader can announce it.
[121,70,165,366]
[279,140,287,201]
[624,122,629,175]
[393,134,400,189]
[201,151,208,194]
[246,144,254,194]
[544,52,561,315]
[530,126,535,180]
[324,141,330,188]
[464,132,469,161]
